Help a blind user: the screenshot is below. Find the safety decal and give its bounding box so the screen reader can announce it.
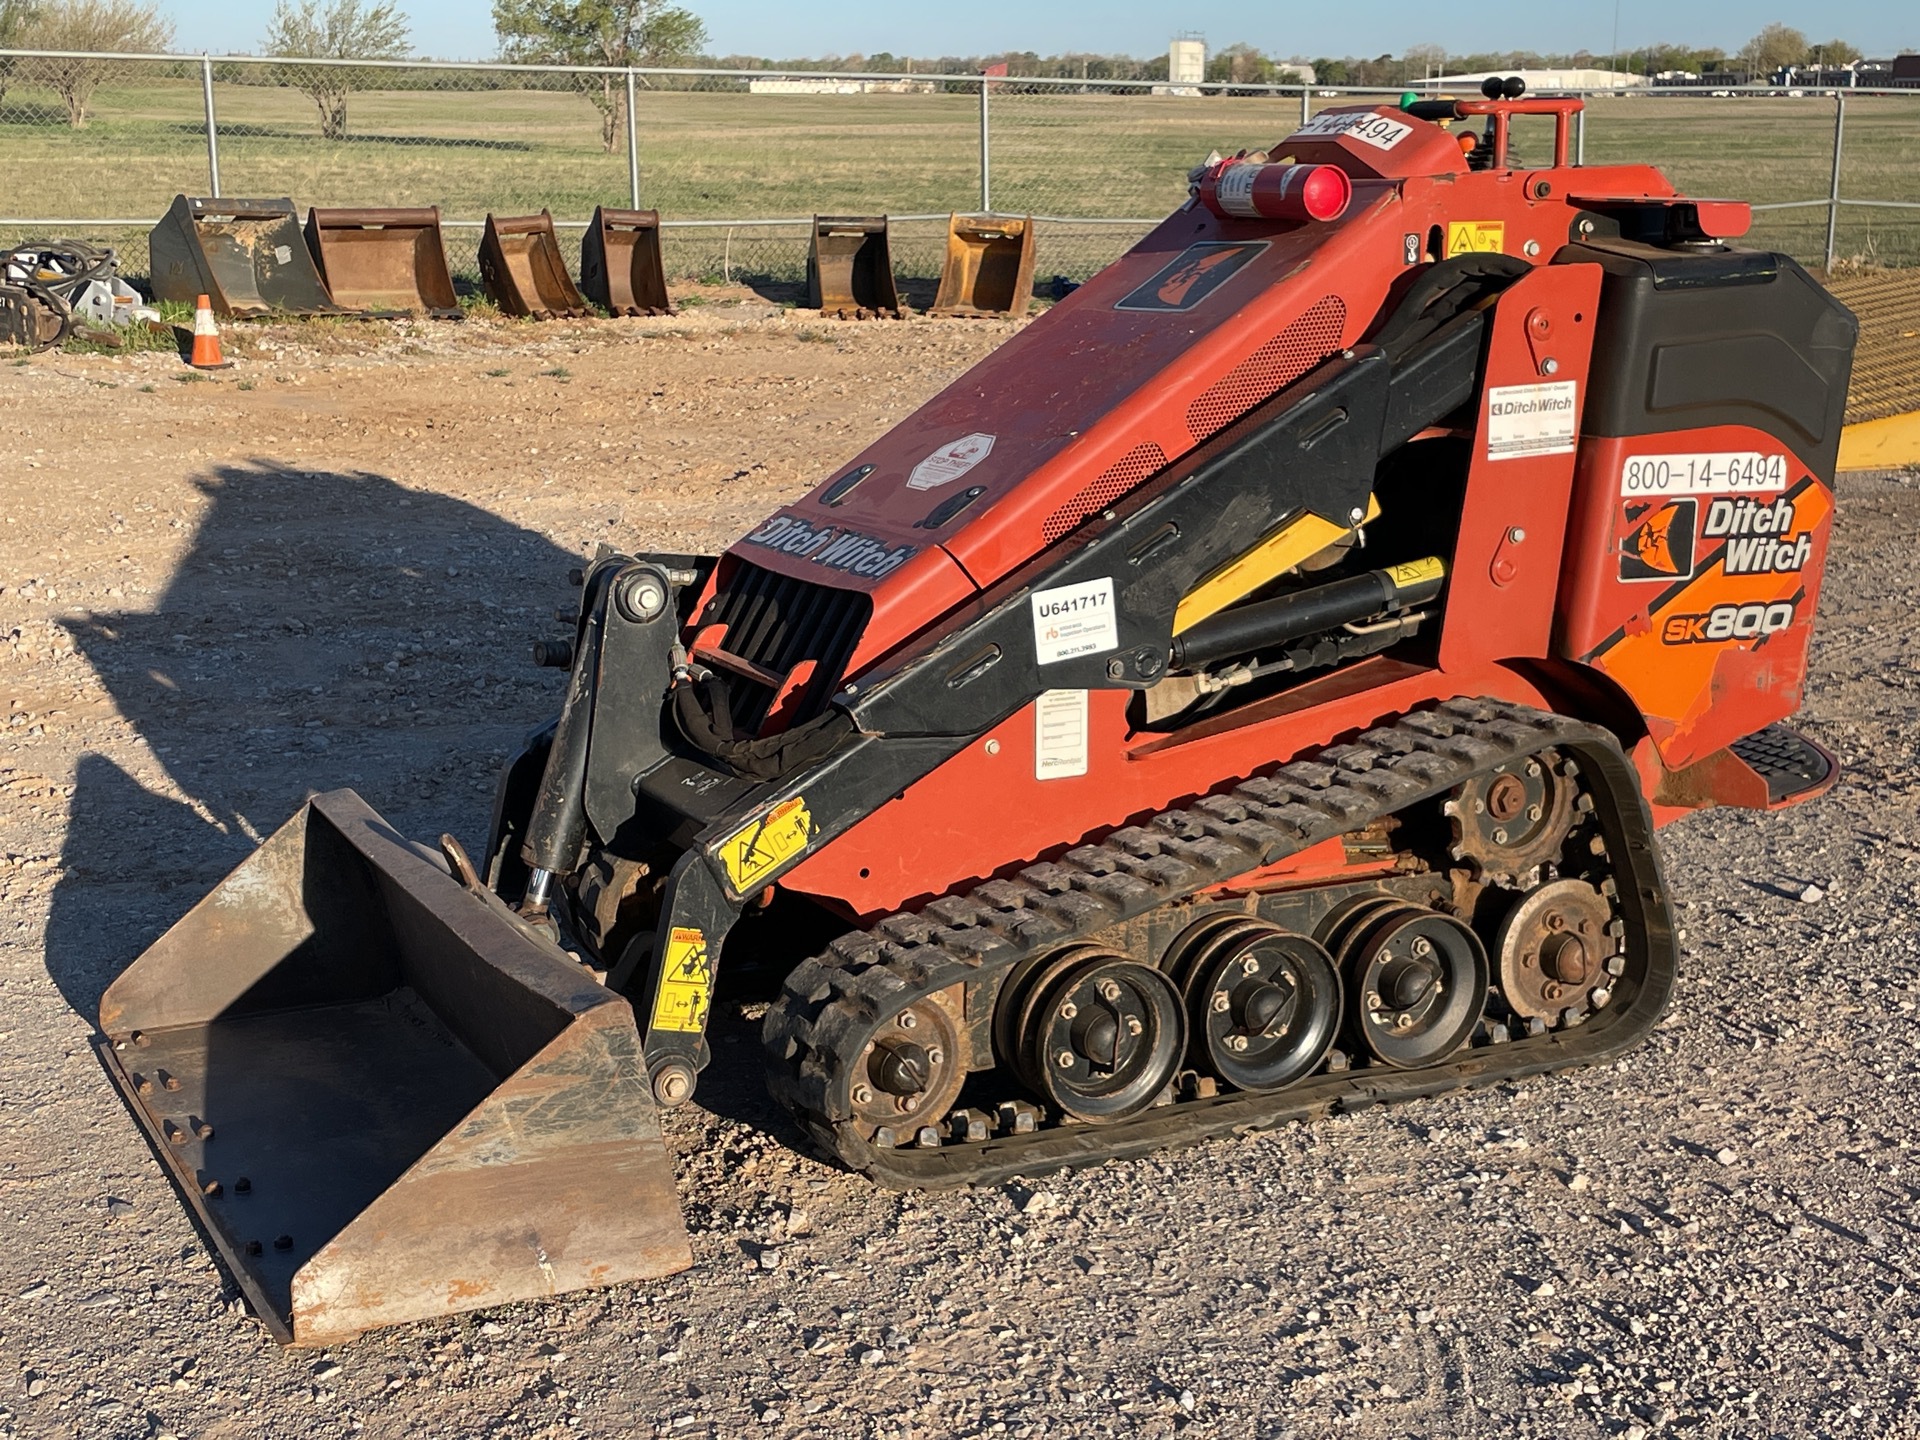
[1031,576,1118,664]
[1619,450,1788,497]
[1291,110,1414,151]
[1485,380,1577,460]
[741,515,918,579]
[717,794,813,893]
[1446,220,1506,256]
[650,927,712,1035]
[1115,241,1268,313]
[1619,498,1697,582]
[1035,688,1090,780]
[1403,232,1422,265]
[908,433,996,492]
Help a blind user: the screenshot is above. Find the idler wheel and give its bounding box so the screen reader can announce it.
[1335,903,1489,1069]
[849,995,964,1138]
[1020,951,1185,1122]
[1164,916,1341,1094]
[1493,878,1618,1023]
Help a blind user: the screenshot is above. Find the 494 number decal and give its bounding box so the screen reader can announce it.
[1661,601,1797,645]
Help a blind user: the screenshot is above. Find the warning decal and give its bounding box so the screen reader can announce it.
[1035,689,1090,779]
[1485,381,1578,460]
[907,433,995,491]
[716,794,813,892]
[650,927,712,1035]
[1446,221,1506,256]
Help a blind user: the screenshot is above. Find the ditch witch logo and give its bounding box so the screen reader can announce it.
[1706,496,1811,576]
[742,515,918,578]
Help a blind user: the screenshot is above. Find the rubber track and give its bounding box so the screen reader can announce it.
[763,697,1679,1188]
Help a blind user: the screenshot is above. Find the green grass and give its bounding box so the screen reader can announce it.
[1,72,1916,277]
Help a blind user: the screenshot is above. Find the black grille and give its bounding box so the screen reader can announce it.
[703,559,871,732]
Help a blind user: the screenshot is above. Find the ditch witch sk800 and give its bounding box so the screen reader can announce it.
[100,80,1855,1344]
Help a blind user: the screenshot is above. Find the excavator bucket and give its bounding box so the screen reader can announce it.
[478,211,590,319]
[806,215,902,318]
[930,215,1037,319]
[303,207,461,318]
[148,194,346,318]
[580,206,674,316]
[96,789,692,1346]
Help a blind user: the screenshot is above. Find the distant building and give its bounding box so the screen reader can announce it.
[1891,54,1920,86]
[1429,67,1650,91]
[747,77,936,96]
[1282,61,1317,86]
[1168,38,1205,86]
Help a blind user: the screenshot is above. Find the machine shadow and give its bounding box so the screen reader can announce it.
[46,458,578,1019]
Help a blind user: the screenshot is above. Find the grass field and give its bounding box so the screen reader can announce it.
[2,65,1916,280]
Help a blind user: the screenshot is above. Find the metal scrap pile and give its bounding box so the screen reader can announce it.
[0,241,159,351]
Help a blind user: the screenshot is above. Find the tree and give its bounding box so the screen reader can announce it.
[263,0,410,141]
[17,0,171,127]
[493,0,708,153]
[1808,38,1863,68]
[1741,23,1807,77]
[0,0,39,108]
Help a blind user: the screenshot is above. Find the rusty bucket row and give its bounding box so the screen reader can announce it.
[148,196,673,321]
[808,214,1037,320]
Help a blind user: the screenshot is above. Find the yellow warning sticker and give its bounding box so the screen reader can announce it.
[716,794,813,893]
[1384,556,1447,589]
[650,927,711,1034]
[1446,221,1506,256]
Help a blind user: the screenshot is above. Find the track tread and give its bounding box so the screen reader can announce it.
[762,698,1675,1184]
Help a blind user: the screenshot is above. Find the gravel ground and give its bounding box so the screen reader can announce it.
[0,307,1915,1440]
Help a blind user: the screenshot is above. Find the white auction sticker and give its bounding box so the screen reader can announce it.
[1290,110,1413,151]
[907,432,996,491]
[1034,689,1089,779]
[1486,381,1578,460]
[1619,450,1789,496]
[1031,576,1118,665]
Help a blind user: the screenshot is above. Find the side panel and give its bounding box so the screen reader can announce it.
[1438,262,1602,669]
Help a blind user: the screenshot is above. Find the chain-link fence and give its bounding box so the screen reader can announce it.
[3,50,1918,296]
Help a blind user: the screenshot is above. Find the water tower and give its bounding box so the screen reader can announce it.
[1169,34,1206,86]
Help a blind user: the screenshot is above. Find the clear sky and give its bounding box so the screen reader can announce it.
[157,0,1920,66]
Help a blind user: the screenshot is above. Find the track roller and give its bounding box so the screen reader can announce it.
[1000,947,1184,1122]
[1164,916,1341,1093]
[851,995,965,1143]
[1326,900,1489,1068]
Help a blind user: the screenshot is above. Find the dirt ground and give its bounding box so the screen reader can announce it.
[0,305,1916,1440]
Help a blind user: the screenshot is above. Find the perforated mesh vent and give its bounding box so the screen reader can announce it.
[1041,442,1169,545]
[1185,295,1347,442]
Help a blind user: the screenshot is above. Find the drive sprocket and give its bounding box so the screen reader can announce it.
[1444,751,1577,884]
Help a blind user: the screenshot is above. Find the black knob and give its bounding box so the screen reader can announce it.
[532,639,574,669]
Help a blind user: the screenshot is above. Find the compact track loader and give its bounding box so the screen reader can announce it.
[103,82,1855,1343]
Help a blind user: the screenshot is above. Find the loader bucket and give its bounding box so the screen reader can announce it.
[580,206,674,316]
[931,215,1037,319]
[96,789,692,1346]
[303,207,461,318]
[148,194,346,318]
[807,215,902,318]
[478,211,590,319]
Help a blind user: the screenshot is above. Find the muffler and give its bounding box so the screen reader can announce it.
[97,788,692,1346]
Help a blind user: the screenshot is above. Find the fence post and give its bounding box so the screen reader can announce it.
[1574,92,1585,166]
[1300,85,1310,126]
[200,55,221,197]
[625,69,641,209]
[978,78,991,214]
[1824,92,1845,272]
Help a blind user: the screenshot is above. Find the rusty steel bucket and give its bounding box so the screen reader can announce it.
[97,789,692,1346]
[148,195,346,318]
[478,211,590,319]
[303,207,461,318]
[931,215,1037,319]
[807,215,902,319]
[580,206,674,316]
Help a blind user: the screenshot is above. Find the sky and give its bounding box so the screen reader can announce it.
[157,0,1920,66]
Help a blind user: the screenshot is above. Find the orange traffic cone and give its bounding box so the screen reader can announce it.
[188,294,231,370]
